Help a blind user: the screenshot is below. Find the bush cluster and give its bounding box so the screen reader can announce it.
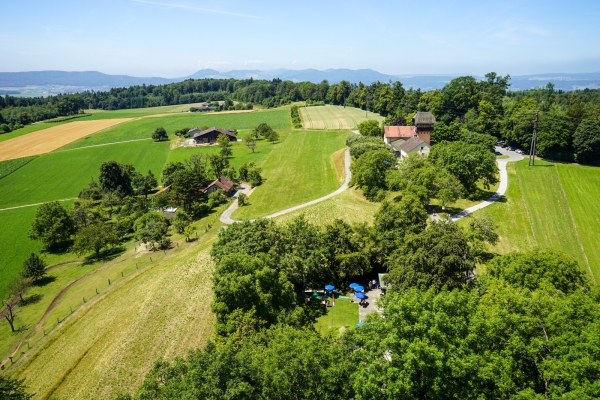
[290,105,302,128]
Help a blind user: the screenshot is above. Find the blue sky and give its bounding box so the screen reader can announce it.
[1,0,599,77]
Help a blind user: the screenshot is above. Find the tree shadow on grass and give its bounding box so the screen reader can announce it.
[81,246,126,265]
[32,275,56,287]
[21,293,43,306]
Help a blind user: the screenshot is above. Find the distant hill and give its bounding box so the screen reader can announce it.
[1,69,599,93]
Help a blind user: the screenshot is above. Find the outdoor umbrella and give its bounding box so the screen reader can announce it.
[349,283,360,288]
[324,285,335,291]
[354,285,364,292]
[355,292,366,299]
[356,321,365,328]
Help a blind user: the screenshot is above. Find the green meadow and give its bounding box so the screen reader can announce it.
[466,159,600,282]
[233,130,350,220]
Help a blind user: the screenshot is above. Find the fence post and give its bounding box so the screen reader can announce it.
[121,271,124,277]
[96,288,98,294]
[83,297,86,303]
[70,307,73,314]
[108,279,111,285]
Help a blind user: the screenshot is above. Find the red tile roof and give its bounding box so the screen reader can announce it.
[384,125,417,139]
[153,185,171,196]
[204,176,235,192]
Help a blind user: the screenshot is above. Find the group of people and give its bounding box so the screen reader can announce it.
[368,280,379,290]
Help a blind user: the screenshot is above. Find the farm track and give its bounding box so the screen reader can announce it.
[313,107,328,129]
[323,105,343,130]
[303,107,314,129]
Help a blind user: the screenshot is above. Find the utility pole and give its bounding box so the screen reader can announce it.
[405,99,409,117]
[528,110,539,166]
[365,90,369,118]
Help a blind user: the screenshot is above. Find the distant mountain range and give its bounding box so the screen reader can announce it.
[1,69,599,94]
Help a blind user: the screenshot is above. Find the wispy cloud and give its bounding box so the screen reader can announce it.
[243,60,262,66]
[131,0,258,19]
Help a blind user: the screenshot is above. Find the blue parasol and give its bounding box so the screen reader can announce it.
[324,284,335,291]
[354,285,364,292]
[355,292,366,299]
[356,321,365,327]
[349,283,360,288]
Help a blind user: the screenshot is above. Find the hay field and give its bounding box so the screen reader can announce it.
[300,105,384,130]
[15,238,217,399]
[0,119,132,161]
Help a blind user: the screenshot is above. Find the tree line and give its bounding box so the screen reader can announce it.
[2,73,599,163]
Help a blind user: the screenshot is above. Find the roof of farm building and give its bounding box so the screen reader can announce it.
[205,176,235,192]
[413,111,436,125]
[400,136,430,153]
[190,126,236,139]
[384,125,417,138]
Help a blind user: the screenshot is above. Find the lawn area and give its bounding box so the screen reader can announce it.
[0,140,170,208]
[60,107,291,150]
[464,159,599,282]
[300,105,384,130]
[275,188,379,226]
[233,130,350,220]
[314,298,359,338]
[10,217,220,399]
[0,202,80,298]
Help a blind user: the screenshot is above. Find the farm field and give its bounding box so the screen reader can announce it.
[81,102,217,119]
[0,119,132,161]
[466,159,600,282]
[61,107,291,149]
[300,105,384,130]
[233,130,350,220]
[0,121,74,143]
[9,220,220,399]
[0,140,169,208]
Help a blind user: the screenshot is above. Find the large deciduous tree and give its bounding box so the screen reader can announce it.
[429,141,498,193]
[357,119,381,137]
[573,118,600,165]
[28,201,75,249]
[72,222,120,258]
[350,149,396,200]
[152,126,168,141]
[22,252,46,282]
[98,161,133,196]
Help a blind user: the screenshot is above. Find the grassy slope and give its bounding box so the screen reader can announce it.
[0,202,80,298]
[300,105,384,130]
[0,141,170,208]
[233,130,349,220]
[13,221,219,399]
[465,159,598,281]
[60,108,290,150]
[80,103,216,119]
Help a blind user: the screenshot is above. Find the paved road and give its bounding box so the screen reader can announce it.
[220,149,352,224]
[450,147,523,221]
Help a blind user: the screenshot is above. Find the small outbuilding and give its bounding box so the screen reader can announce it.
[202,176,236,196]
[190,127,237,144]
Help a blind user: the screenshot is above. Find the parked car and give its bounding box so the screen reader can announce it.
[494,151,502,156]
[506,146,513,151]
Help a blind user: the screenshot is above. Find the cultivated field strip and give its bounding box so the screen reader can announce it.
[299,105,384,130]
[0,119,133,161]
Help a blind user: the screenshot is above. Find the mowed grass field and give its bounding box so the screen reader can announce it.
[300,105,384,130]
[11,224,219,399]
[61,107,291,150]
[233,130,350,220]
[465,159,600,282]
[0,119,133,161]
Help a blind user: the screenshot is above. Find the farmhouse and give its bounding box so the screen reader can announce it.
[201,176,236,196]
[190,127,237,144]
[383,125,417,145]
[395,136,431,159]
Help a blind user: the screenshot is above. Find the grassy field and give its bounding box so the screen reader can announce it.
[0,140,170,208]
[7,216,220,399]
[0,202,81,298]
[233,130,350,220]
[300,105,384,130]
[0,156,37,179]
[60,108,291,150]
[275,188,379,226]
[314,298,358,337]
[465,159,600,282]
[81,102,217,119]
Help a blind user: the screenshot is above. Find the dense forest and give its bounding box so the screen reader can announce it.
[1,74,599,164]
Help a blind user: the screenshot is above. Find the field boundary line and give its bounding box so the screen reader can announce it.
[554,166,595,283]
[54,138,153,152]
[0,198,76,212]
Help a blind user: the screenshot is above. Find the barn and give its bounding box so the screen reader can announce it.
[190,127,237,144]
